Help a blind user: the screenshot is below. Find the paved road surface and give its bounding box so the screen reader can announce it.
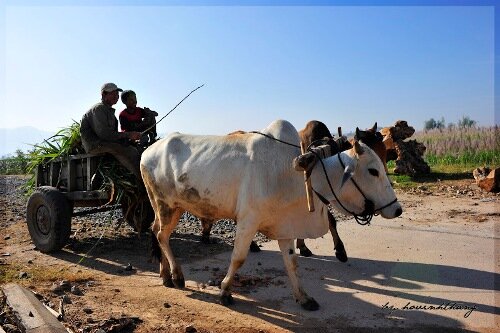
[182,208,499,332]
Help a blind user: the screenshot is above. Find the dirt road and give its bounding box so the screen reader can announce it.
[1,175,499,333]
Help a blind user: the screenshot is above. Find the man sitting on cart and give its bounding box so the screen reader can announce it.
[80,82,143,181]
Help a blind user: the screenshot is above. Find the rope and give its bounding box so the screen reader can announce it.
[249,131,301,148]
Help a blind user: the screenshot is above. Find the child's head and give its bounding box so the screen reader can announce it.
[121,90,137,108]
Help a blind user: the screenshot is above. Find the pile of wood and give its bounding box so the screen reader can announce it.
[381,120,430,176]
[473,167,500,193]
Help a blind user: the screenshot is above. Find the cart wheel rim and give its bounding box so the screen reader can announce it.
[35,205,51,235]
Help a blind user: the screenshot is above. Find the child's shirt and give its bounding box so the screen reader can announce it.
[119,107,148,132]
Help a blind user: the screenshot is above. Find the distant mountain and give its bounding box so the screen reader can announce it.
[0,127,55,157]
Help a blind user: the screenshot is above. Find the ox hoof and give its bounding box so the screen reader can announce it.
[301,297,319,311]
[335,243,348,263]
[162,278,174,288]
[220,294,234,306]
[172,278,185,288]
[299,247,313,257]
[249,241,261,253]
[335,250,348,262]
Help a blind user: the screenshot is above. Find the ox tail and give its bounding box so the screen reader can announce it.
[150,230,162,262]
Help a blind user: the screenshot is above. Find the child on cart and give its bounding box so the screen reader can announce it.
[119,90,158,147]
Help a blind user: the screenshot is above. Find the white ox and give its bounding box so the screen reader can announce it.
[140,120,402,310]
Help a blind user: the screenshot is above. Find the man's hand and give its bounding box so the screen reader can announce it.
[127,131,141,141]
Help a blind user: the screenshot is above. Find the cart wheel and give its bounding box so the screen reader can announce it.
[26,186,72,253]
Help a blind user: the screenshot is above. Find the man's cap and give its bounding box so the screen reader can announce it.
[101,82,123,93]
[121,90,136,103]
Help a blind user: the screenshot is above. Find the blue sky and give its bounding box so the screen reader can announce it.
[1,1,497,140]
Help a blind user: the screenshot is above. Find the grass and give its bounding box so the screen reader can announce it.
[0,261,94,285]
[424,151,500,169]
[386,160,473,190]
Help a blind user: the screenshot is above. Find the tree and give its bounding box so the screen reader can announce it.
[14,149,29,174]
[424,117,446,131]
[424,118,437,131]
[457,116,477,128]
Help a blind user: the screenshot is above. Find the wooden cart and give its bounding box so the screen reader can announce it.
[26,153,153,253]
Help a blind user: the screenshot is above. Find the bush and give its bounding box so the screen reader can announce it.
[0,149,30,175]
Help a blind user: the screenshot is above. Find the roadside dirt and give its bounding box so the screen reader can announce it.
[0,175,498,333]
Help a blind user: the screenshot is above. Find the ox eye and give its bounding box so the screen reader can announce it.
[368,168,379,177]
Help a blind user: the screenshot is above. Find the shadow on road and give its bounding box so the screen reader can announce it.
[46,230,496,332]
[50,230,233,276]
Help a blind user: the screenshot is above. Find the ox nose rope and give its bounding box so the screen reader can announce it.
[250,131,398,225]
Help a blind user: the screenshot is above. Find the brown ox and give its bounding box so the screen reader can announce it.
[295,120,388,260]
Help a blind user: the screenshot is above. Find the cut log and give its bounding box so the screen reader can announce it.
[380,120,430,175]
[2,283,67,333]
[381,120,415,142]
[393,140,430,175]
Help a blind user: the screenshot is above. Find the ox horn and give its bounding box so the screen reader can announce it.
[371,122,378,131]
[354,140,364,155]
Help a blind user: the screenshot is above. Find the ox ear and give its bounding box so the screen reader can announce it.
[355,127,367,142]
[371,122,377,132]
[341,164,355,188]
[293,153,317,172]
[353,140,365,156]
